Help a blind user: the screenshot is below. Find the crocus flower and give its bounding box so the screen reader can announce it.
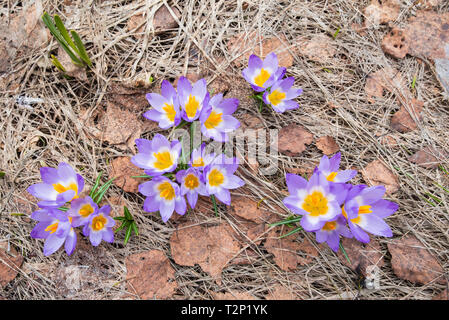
[282,171,348,232]
[189,143,216,170]
[314,215,352,252]
[30,208,77,256]
[177,76,209,122]
[83,205,115,246]
[138,176,186,222]
[317,152,357,183]
[131,134,181,176]
[27,162,84,208]
[262,77,303,113]
[143,80,181,129]
[242,52,286,92]
[342,185,398,243]
[203,156,245,205]
[176,168,208,209]
[199,93,240,142]
[68,196,98,227]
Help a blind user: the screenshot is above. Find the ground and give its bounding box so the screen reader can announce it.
[0,0,448,300]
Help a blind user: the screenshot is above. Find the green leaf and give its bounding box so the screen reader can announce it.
[339,242,351,265]
[115,221,127,233]
[211,194,219,217]
[50,54,66,72]
[113,216,125,221]
[71,30,92,67]
[89,171,103,197]
[123,206,132,221]
[92,178,115,204]
[0,171,5,178]
[131,221,139,236]
[279,226,302,239]
[54,14,79,54]
[269,217,301,227]
[124,225,133,245]
[333,27,341,39]
[131,174,152,178]
[58,207,69,212]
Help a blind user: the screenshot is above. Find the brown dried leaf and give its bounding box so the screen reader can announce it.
[264,228,318,271]
[108,83,153,113]
[362,159,399,195]
[212,290,257,300]
[390,98,424,133]
[265,284,298,300]
[298,34,337,63]
[408,146,447,169]
[381,28,409,59]
[365,67,410,103]
[433,288,449,300]
[170,223,241,284]
[316,136,340,155]
[278,124,314,157]
[110,157,145,193]
[228,196,271,224]
[0,244,24,288]
[387,236,445,285]
[56,47,87,81]
[125,250,177,299]
[337,238,385,277]
[364,0,400,28]
[228,33,294,68]
[127,5,181,39]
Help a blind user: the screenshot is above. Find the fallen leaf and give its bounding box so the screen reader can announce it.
[228,196,271,224]
[379,134,399,148]
[297,34,337,63]
[108,82,154,113]
[387,236,445,285]
[362,159,399,195]
[0,244,24,288]
[125,250,177,299]
[127,5,181,39]
[337,238,385,277]
[278,124,314,157]
[56,47,87,81]
[212,290,257,300]
[264,228,318,271]
[316,136,340,155]
[170,223,241,284]
[433,287,448,300]
[390,98,424,133]
[364,0,400,28]
[228,33,294,68]
[265,284,298,300]
[381,28,409,59]
[408,146,447,169]
[109,157,145,193]
[365,67,411,103]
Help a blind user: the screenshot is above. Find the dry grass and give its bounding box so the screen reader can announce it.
[1,0,448,300]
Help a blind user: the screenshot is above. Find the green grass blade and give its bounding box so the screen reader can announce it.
[71,30,92,67]
[54,14,79,53]
[58,207,69,212]
[131,222,139,236]
[339,242,351,265]
[124,225,133,245]
[89,172,103,197]
[211,194,219,216]
[124,206,132,221]
[268,217,301,227]
[115,221,127,233]
[0,171,5,178]
[50,55,66,72]
[279,226,302,239]
[333,27,341,39]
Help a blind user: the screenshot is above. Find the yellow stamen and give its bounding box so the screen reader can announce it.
[162,103,176,122]
[254,68,270,87]
[45,222,58,234]
[184,174,199,190]
[192,157,205,167]
[153,151,173,170]
[208,169,224,187]
[302,191,329,217]
[92,215,107,231]
[185,95,199,119]
[204,111,223,129]
[79,204,94,218]
[158,181,175,200]
[52,182,78,199]
[267,90,286,106]
[322,221,337,231]
[327,172,338,182]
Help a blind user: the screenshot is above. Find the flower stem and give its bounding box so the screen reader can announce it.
[211,194,218,216]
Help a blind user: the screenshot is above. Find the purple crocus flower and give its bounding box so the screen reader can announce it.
[30,208,77,256]
[138,176,186,222]
[262,77,303,113]
[27,162,84,208]
[83,205,115,246]
[199,93,240,142]
[203,156,245,205]
[68,196,98,227]
[342,185,398,243]
[131,134,181,176]
[189,143,216,170]
[143,80,181,129]
[176,168,208,209]
[282,171,348,232]
[242,52,286,92]
[317,153,357,183]
[177,76,209,122]
[314,215,352,252]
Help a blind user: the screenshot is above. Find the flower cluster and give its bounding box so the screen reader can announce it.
[282,153,398,252]
[27,162,115,256]
[242,52,303,113]
[144,77,240,142]
[132,135,245,222]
